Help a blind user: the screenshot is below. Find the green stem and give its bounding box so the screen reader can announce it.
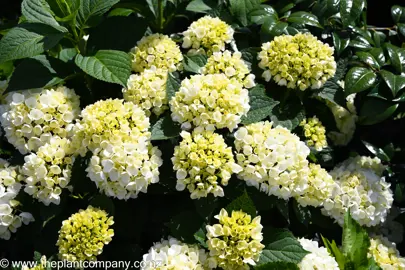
[158,0,164,32]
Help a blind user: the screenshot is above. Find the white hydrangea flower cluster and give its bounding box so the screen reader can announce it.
[0,87,80,154]
[22,136,75,206]
[170,74,249,131]
[142,237,214,270]
[172,130,242,199]
[234,121,310,200]
[131,33,183,73]
[123,66,168,116]
[182,16,234,55]
[368,235,405,269]
[322,156,393,227]
[0,159,35,240]
[298,238,340,270]
[201,50,256,89]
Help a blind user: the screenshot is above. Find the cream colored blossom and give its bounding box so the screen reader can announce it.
[258,33,336,90]
[142,237,214,269]
[206,209,264,270]
[131,33,183,72]
[368,236,405,269]
[172,130,242,199]
[182,16,234,55]
[298,238,339,270]
[170,74,249,131]
[123,66,168,116]
[22,136,75,206]
[234,121,310,200]
[322,156,393,227]
[300,116,328,151]
[201,50,255,88]
[0,158,34,240]
[0,87,80,154]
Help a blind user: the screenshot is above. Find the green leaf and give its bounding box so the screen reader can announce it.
[89,194,115,215]
[345,67,377,94]
[262,19,288,38]
[229,0,261,26]
[194,195,218,221]
[58,48,77,63]
[287,11,322,28]
[186,0,212,13]
[379,70,405,96]
[166,72,181,101]
[183,54,207,73]
[75,50,131,86]
[150,115,181,141]
[108,8,134,17]
[332,33,350,57]
[22,0,67,32]
[314,80,347,108]
[386,43,403,73]
[369,48,386,67]
[362,141,390,162]
[241,84,279,125]
[167,210,203,244]
[340,0,366,28]
[0,23,64,64]
[359,98,398,125]
[77,0,120,28]
[270,94,305,130]
[292,200,311,227]
[249,5,277,25]
[255,262,299,270]
[349,36,372,50]
[391,5,405,23]
[257,227,309,264]
[356,52,380,69]
[321,235,346,269]
[225,189,256,217]
[194,227,208,248]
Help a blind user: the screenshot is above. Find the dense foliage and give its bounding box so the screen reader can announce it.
[1,0,405,269]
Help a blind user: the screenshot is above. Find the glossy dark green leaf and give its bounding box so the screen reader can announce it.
[270,94,305,130]
[386,43,403,73]
[333,33,350,57]
[359,98,398,125]
[166,72,180,101]
[229,0,261,26]
[249,5,277,24]
[398,23,405,37]
[314,80,347,107]
[391,5,405,23]
[349,36,371,50]
[373,31,386,48]
[150,115,181,141]
[362,141,390,162]
[345,67,377,94]
[340,0,366,28]
[379,70,405,96]
[287,11,322,28]
[262,20,288,38]
[369,48,386,67]
[225,189,256,218]
[356,52,380,69]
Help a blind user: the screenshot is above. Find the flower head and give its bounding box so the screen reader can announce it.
[234,121,310,200]
[206,209,264,270]
[368,236,405,269]
[182,16,234,55]
[56,206,114,262]
[172,130,242,199]
[322,156,393,227]
[123,66,168,116]
[298,238,339,270]
[258,33,336,90]
[0,87,80,154]
[170,74,249,131]
[142,237,214,269]
[22,136,75,206]
[0,159,34,240]
[201,50,255,88]
[300,116,328,151]
[131,33,183,72]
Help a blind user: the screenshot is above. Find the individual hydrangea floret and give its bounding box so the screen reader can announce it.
[182,16,234,55]
[0,87,80,154]
[142,237,215,269]
[295,163,337,208]
[201,50,255,89]
[131,33,183,73]
[123,66,168,116]
[298,238,339,270]
[206,209,264,270]
[170,74,249,131]
[172,130,242,199]
[322,156,393,227]
[0,159,34,240]
[300,116,328,151]
[368,235,405,269]
[234,121,310,200]
[56,206,114,262]
[72,99,150,155]
[258,33,336,91]
[22,136,75,206]
[86,137,163,200]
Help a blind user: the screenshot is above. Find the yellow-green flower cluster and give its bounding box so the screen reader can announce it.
[172,130,242,199]
[131,33,183,73]
[142,237,215,269]
[300,116,328,151]
[22,136,75,206]
[322,156,393,227]
[234,121,310,200]
[258,33,336,91]
[0,159,34,240]
[298,238,339,270]
[123,66,168,116]
[57,206,114,262]
[206,209,264,270]
[201,50,255,89]
[368,236,405,269]
[170,74,249,131]
[0,87,80,154]
[182,16,234,55]
[22,256,47,270]
[295,163,337,208]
